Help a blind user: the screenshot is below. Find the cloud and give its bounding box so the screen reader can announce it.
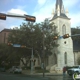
[38,0,46,5]
[6,8,27,23]
[7,8,27,15]
[33,0,55,22]
[70,12,80,27]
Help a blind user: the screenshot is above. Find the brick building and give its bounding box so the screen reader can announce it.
[0,29,11,44]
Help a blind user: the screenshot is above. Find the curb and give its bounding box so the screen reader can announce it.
[22,73,63,76]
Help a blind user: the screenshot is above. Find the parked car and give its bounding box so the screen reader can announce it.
[67,65,80,76]
[9,66,22,74]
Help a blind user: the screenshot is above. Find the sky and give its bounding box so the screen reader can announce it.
[0,0,80,31]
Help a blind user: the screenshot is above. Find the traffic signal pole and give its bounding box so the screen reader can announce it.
[70,34,80,37]
[42,32,45,77]
[31,47,34,74]
[8,43,34,74]
[0,13,36,22]
[6,14,25,18]
[54,34,80,40]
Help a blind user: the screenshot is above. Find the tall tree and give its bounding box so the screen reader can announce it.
[8,19,59,67]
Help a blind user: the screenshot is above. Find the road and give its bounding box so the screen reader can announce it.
[48,75,73,80]
[0,72,51,80]
[0,72,73,80]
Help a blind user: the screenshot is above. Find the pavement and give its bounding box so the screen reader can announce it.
[6,69,66,76]
[22,70,63,76]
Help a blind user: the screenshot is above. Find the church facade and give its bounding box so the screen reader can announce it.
[47,0,74,72]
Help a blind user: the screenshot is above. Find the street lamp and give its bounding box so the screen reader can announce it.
[31,47,34,74]
[42,28,46,77]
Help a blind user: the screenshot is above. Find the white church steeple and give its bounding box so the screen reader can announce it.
[57,5,60,16]
[49,0,74,73]
[51,0,69,20]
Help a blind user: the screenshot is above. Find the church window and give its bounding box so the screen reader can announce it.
[64,52,67,64]
[62,25,66,35]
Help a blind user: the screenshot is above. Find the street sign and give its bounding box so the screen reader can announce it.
[13,44,21,47]
[59,36,63,39]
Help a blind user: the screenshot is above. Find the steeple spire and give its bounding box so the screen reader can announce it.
[56,0,64,14]
[51,0,69,20]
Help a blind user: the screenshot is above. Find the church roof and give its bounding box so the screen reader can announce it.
[51,13,70,20]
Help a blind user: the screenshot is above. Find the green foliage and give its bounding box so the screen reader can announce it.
[71,27,80,42]
[7,19,59,66]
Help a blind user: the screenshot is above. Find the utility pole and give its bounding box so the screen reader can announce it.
[42,29,45,77]
[31,47,34,74]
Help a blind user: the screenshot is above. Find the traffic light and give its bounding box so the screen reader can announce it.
[0,13,6,20]
[53,36,58,40]
[21,45,26,48]
[24,15,36,22]
[63,34,69,39]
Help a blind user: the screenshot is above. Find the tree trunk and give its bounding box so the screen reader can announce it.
[20,57,30,68]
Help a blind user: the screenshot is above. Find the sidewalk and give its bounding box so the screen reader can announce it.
[22,70,63,76]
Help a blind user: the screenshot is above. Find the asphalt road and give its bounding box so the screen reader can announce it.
[0,72,51,80]
[48,75,73,80]
[0,72,74,80]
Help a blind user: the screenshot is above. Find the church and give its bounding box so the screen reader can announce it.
[46,0,74,73]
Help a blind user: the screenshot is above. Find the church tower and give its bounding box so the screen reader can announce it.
[48,0,74,72]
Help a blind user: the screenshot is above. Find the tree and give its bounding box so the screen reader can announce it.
[71,27,80,50]
[71,27,80,65]
[0,43,12,67]
[8,19,59,67]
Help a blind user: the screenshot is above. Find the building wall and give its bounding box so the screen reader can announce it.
[48,17,74,72]
[74,51,80,65]
[0,29,11,44]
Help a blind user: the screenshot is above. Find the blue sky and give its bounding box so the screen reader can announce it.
[0,0,80,31]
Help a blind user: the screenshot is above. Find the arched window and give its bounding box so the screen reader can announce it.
[64,52,67,64]
[62,25,66,35]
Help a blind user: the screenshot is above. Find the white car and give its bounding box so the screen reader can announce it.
[10,66,22,74]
